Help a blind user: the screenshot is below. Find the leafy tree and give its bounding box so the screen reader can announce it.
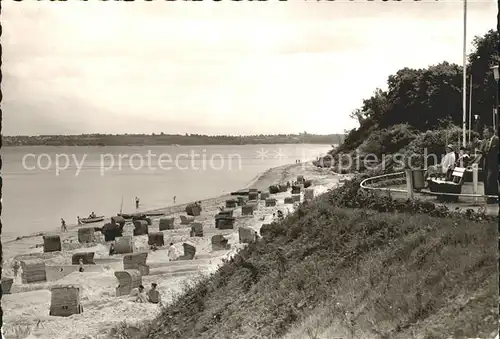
[338,30,498,155]
[349,88,388,125]
[380,62,464,130]
[467,29,499,128]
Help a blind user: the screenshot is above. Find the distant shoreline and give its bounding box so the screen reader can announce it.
[2,142,336,147]
[3,133,344,147]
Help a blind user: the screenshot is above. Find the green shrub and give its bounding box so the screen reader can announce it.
[359,124,418,158]
[328,175,496,222]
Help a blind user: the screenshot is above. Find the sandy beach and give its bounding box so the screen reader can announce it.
[2,162,341,339]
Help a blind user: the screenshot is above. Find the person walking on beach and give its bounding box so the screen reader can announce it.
[168,242,178,261]
[13,261,20,278]
[77,216,82,225]
[61,218,67,232]
[147,283,161,304]
[173,196,176,204]
[109,243,115,256]
[135,197,140,209]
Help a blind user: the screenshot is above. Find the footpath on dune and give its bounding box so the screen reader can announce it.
[125,176,498,339]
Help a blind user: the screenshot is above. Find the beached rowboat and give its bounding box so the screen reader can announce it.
[145,211,164,217]
[80,216,104,224]
[117,213,135,219]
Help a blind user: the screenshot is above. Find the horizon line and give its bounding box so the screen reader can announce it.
[4,132,346,138]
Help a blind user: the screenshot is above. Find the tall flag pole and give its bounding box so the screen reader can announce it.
[462,0,467,147]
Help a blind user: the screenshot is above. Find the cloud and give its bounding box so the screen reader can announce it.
[2,0,496,135]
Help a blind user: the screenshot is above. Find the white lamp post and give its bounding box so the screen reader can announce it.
[492,65,499,82]
[468,74,473,144]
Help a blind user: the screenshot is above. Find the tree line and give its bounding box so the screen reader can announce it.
[2,133,345,147]
[340,29,499,154]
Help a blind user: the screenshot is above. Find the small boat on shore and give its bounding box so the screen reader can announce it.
[231,189,262,196]
[145,211,165,217]
[118,213,137,220]
[231,189,250,196]
[80,216,104,224]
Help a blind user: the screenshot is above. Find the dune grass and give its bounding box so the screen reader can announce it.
[110,180,498,339]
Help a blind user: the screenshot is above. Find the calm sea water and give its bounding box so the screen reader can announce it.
[1,144,331,239]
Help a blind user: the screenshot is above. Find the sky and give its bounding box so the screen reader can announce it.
[2,0,497,136]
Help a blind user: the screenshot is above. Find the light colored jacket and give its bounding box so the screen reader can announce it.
[440,152,456,173]
[168,245,178,261]
[130,288,148,303]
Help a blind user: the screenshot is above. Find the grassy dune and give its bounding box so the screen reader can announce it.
[113,180,498,339]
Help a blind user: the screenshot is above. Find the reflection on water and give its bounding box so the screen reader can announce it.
[2,144,331,239]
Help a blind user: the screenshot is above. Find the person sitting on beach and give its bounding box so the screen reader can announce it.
[277,210,284,220]
[78,259,84,272]
[254,231,259,242]
[168,243,178,261]
[109,243,115,256]
[147,283,161,304]
[130,285,148,303]
[61,218,67,232]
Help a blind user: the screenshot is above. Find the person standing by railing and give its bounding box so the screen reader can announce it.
[455,146,471,168]
[426,144,455,180]
[441,145,456,179]
[479,127,499,203]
